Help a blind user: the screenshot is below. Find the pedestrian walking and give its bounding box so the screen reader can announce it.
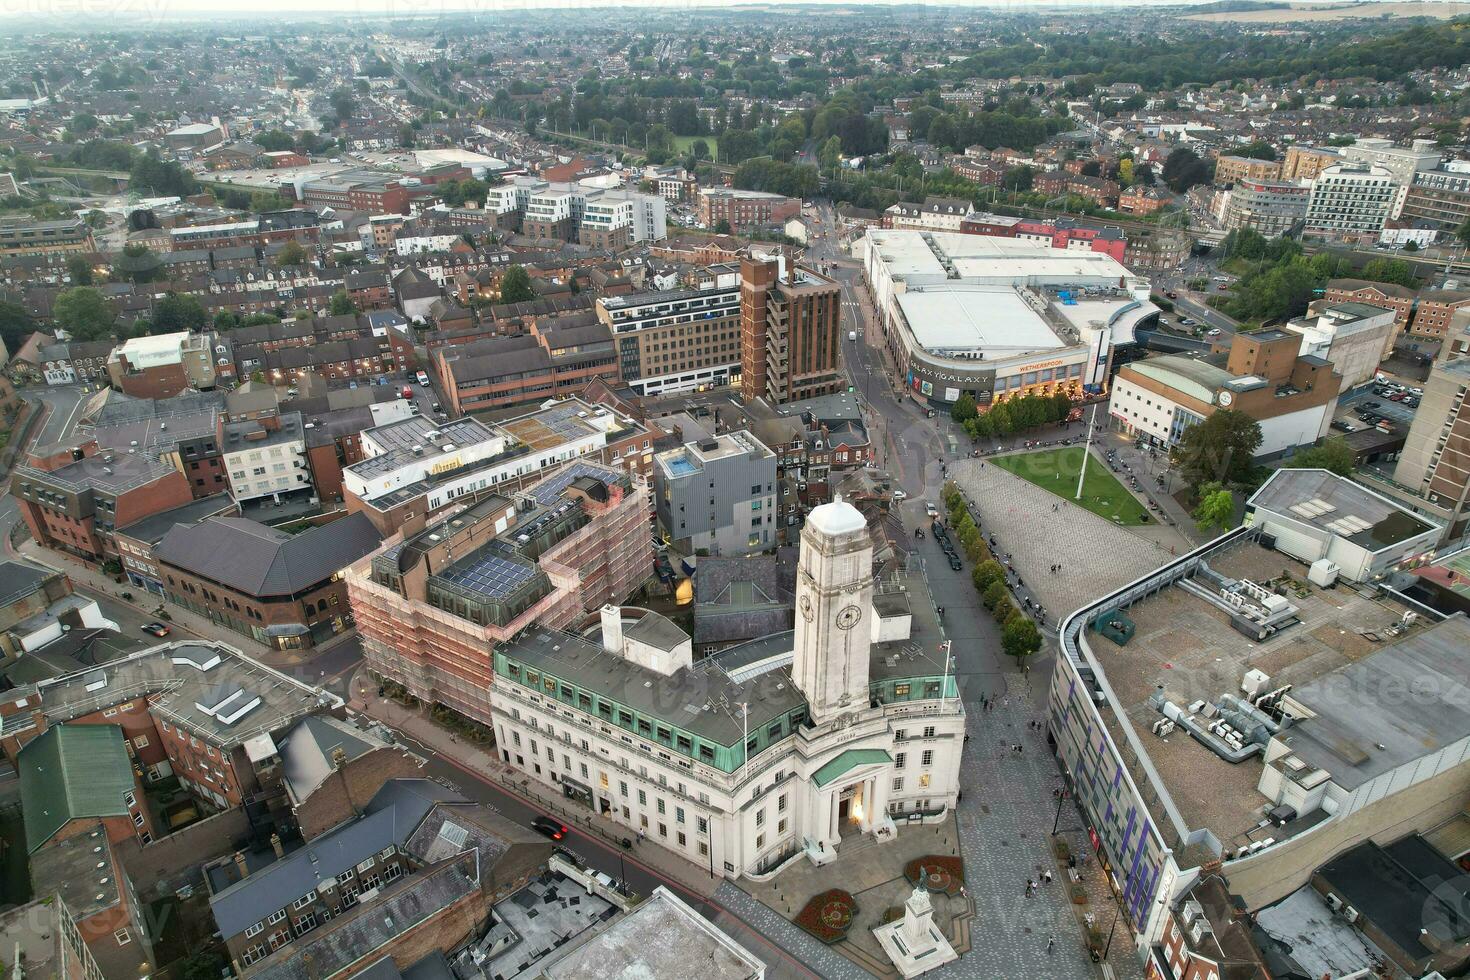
[1047,937,1056,954]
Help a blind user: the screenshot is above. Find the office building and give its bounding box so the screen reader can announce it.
[1110,330,1339,455]
[740,254,843,405]
[1391,357,1470,542]
[220,412,311,505]
[1303,164,1398,238]
[1219,179,1311,238]
[488,498,964,880]
[861,229,1157,409]
[346,460,650,724]
[1048,471,1449,957]
[431,315,618,415]
[595,265,743,396]
[0,218,94,257]
[1401,164,1470,231]
[699,188,801,232]
[1283,301,1398,391]
[13,441,195,564]
[655,430,777,556]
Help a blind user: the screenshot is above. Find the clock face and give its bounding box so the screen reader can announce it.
[836,604,862,631]
[799,596,814,622]
[1218,390,1233,407]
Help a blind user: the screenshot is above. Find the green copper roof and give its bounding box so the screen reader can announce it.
[812,749,893,789]
[19,724,134,853]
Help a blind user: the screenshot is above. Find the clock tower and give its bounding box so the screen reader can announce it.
[792,499,874,725]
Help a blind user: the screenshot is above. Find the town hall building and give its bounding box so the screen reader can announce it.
[486,498,965,880]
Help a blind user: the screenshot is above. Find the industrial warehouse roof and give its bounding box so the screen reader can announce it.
[18,724,134,852]
[1249,468,1438,552]
[155,513,382,598]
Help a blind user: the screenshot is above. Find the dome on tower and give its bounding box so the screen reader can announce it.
[806,499,866,537]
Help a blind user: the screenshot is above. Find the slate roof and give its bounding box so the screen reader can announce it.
[279,715,391,804]
[18,724,134,852]
[155,512,382,598]
[208,778,463,938]
[0,560,53,608]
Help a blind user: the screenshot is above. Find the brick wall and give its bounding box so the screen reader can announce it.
[294,748,426,840]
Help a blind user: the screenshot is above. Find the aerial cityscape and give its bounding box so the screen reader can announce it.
[1,2,1470,978]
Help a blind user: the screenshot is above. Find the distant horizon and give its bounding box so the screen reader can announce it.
[0,0,1462,21]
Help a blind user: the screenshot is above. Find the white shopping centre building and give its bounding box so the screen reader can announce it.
[859,229,1160,407]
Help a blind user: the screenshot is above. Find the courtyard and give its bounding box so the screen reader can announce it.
[991,446,1150,526]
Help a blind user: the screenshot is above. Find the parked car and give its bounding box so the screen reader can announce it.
[141,622,171,638]
[948,555,963,571]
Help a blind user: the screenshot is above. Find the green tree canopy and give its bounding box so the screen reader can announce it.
[1001,616,1042,661]
[1172,410,1263,492]
[151,292,206,335]
[1192,481,1236,533]
[328,289,357,317]
[1284,437,1356,477]
[53,287,117,342]
[499,265,535,304]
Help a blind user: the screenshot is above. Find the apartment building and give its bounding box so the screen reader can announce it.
[655,430,777,556]
[1338,137,1442,219]
[699,188,801,232]
[1392,357,1470,542]
[0,218,94,257]
[595,265,742,396]
[1280,144,1340,181]
[220,413,311,505]
[1401,164,1470,231]
[882,197,972,232]
[1219,178,1311,237]
[346,461,650,723]
[1408,289,1470,341]
[1303,164,1397,238]
[1213,155,1282,186]
[1324,278,1416,332]
[740,255,843,405]
[13,442,195,564]
[487,177,666,243]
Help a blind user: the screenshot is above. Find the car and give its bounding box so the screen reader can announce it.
[924,502,939,518]
[531,816,569,841]
[141,622,171,638]
[1165,290,1178,299]
[1206,328,1222,337]
[892,489,907,501]
[1179,318,1196,326]
[1390,392,1407,402]
[1363,401,1381,409]
[948,555,963,571]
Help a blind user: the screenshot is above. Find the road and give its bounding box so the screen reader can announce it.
[371,717,816,979]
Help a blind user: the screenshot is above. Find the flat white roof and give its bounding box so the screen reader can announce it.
[116,331,188,368]
[898,286,1063,355]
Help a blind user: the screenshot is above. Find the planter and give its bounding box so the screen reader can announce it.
[795,889,859,944]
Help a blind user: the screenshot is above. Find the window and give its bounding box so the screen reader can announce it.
[245,923,264,939]
[133,734,149,749]
[637,790,647,805]
[268,910,287,925]
[921,750,934,767]
[755,834,765,850]
[243,944,266,965]
[895,752,906,770]
[893,777,905,792]
[778,794,788,813]
[292,891,318,909]
[676,806,685,824]
[697,816,708,834]
[894,729,907,742]
[778,818,787,834]
[657,798,666,815]
[923,726,936,738]
[756,809,765,827]
[124,792,136,807]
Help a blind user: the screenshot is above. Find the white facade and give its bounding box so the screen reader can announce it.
[394,234,460,255]
[1305,165,1397,235]
[223,437,308,503]
[1283,304,1397,392]
[488,500,964,881]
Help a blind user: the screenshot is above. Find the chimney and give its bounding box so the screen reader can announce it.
[270,833,284,859]
[600,604,624,655]
[233,850,249,879]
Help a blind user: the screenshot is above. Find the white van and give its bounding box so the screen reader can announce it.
[416,370,431,387]
[848,330,858,341]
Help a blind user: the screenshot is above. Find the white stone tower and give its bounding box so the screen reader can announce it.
[792,498,873,725]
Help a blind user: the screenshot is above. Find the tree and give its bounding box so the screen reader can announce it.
[982,580,1009,612]
[972,560,1004,593]
[1001,616,1042,661]
[1173,410,1262,492]
[1192,482,1236,533]
[690,138,710,161]
[1162,148,1211,193]
[151,292,206,335]
[328,289,356,317]
[950,393,978,423]
[713,218,732,235]
[65,255,94,286]
[498,265,535,304]
[275,240,307,267]
[1285,436,1355,476]
[0,301,37,355]
[52,287,116,341]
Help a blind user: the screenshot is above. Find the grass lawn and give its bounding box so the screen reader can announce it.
[992,447,1151,526]
[671,134,718,159]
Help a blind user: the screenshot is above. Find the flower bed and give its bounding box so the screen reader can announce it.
[904,855,966,896]
[795,889,859,944]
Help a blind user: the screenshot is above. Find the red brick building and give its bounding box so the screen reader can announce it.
[14,442,195,564]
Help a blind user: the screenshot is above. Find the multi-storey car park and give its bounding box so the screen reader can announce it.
[860,229,1160,410]
[1046,469,1457,960]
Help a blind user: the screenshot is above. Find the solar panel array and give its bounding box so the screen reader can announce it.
[440,548,538,599]
[527,460,618,505]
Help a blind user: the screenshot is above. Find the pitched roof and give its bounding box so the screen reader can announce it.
[280,715,391,805]
[18,724,134,852]
[155,512,382,598]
